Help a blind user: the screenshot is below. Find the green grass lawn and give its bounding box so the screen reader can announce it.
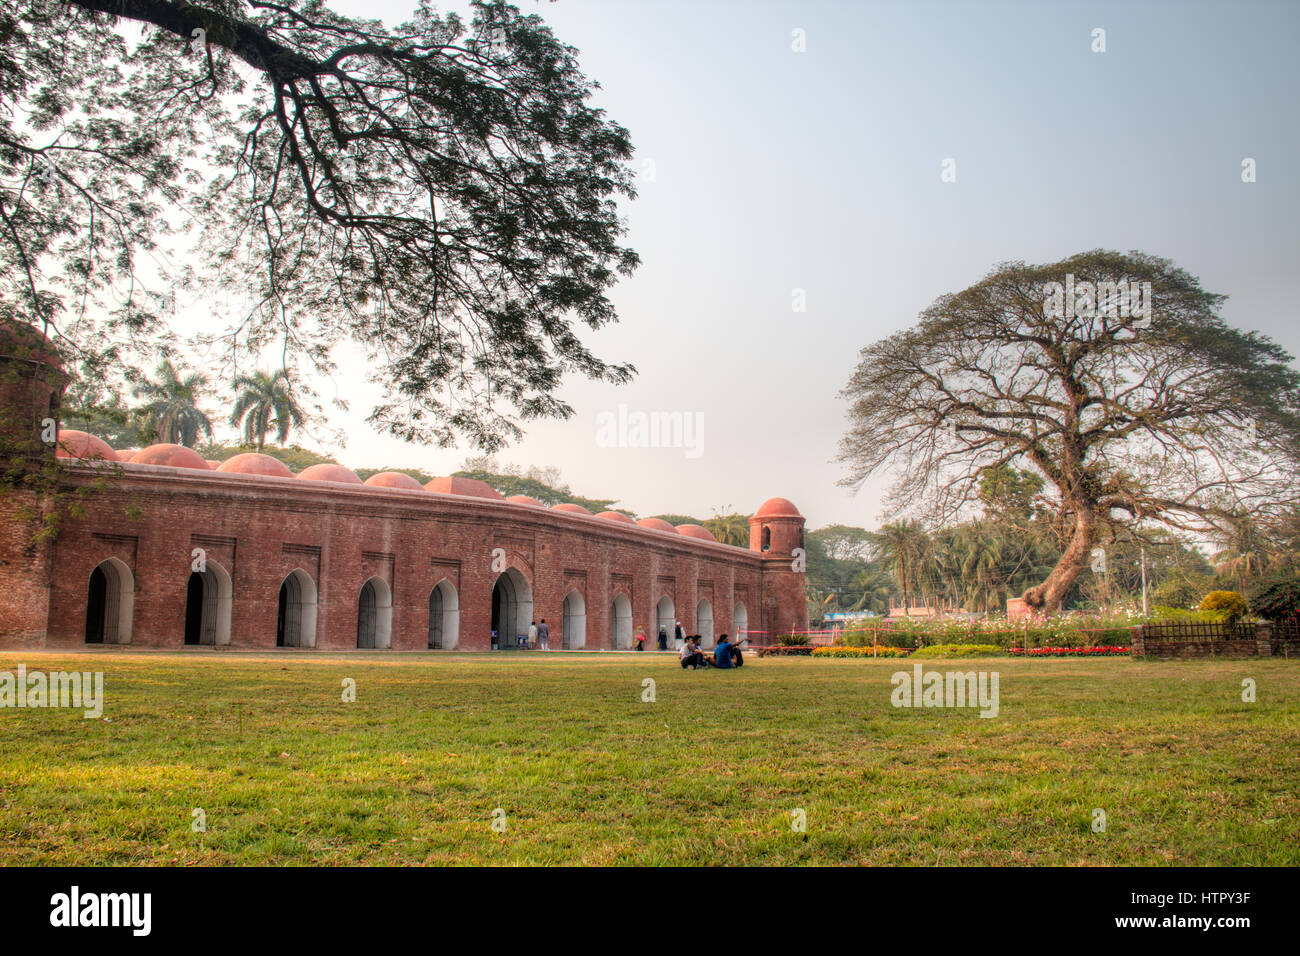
[1,651,1297,865]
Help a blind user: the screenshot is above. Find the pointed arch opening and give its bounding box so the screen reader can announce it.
[277,569,318,648]
[184,560,232,646]
[428,579,460,649]
[85,558,134,645]
[490,567,533,649]
[696,598,715,648]
[609,593,633,649]
[655,595,675,646]
[357,577,393,649]
[733,600,749,644]
[562,589,587,649]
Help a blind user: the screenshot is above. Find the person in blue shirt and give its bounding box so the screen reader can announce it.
[713,634,734,669]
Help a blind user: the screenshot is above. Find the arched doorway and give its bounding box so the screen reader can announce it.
[562,589,587,649]
[428,579,460,649]
[276,569,318,648]
[655,595,675,646]
[733,600,749,645]
[85,558,134,645]
[696,598,715,648]
[183,561,232,646]
[490,567,533,649]
[609,593,633,649]
[357,577,393,649]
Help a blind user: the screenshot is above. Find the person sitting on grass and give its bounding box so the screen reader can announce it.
[680,637,706,670]
[712,633,737,669]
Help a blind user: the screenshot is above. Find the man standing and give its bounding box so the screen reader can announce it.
[538,618,550,650]
[674,620,684,650]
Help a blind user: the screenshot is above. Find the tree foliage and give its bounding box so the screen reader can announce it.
[2,0,638,450]
[838,250,1300,613]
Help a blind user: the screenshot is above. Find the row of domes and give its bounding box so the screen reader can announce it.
[52,433,804,541]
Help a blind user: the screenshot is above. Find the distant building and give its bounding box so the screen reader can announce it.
[0,320,809,652]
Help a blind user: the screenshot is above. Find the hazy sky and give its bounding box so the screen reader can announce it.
[185,0,1300,530]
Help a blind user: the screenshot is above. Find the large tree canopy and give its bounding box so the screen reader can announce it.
[1,0,638,449]
[838,250,1300,613]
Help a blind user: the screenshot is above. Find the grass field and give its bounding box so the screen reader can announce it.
[2,651,1297,865]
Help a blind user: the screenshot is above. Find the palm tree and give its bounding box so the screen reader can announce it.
[133,360,213,447]
[869,520,930,615]
[229,369,305,452]
[959,523,1006,613]
[850,566,895,614]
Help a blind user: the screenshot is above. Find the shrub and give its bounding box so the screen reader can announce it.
[1248,575,1300,623]
[777,633,811,646]
[812,646,910,658]
[1199,590,1249,623]
[910,644,1005,659]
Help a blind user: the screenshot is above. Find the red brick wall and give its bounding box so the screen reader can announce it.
[28,463,805,651]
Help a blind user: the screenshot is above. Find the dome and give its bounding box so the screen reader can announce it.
[506,495,545,507]
[117,448,139,462]
[298,463,363,484]
[132,443,209,470]
[423,476,505,500]
[636,518,677,533]
[218,453,295,479]
[754,497,802,519]
[364,471,424,491]
[552,503,592,515]
[676,523,717,542]
[205,459,222,470]
[596,510,636,524]
[54,431,118,462]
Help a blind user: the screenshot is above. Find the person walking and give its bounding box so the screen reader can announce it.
[674,620,684,650]
[528,620,538,650]
[537,619,549,650]
[657,626,668,651]
[635,629,646,651]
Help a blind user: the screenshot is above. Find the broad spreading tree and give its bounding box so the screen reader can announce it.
[1,0,638,449]
[838,250,1300,614]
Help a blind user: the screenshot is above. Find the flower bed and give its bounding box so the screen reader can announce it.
[1008,646,1131,657]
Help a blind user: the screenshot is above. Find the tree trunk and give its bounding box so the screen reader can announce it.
[1022,504,1095,614]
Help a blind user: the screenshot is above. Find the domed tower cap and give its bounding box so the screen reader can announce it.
[754,497,802,519]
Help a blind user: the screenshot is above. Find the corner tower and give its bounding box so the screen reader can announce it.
[0,318,68,647]
[749,497,809,639]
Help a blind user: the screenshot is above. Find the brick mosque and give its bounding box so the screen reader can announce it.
[0,320,808,651]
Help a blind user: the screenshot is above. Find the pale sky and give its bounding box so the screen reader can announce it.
[175,0,1300,530]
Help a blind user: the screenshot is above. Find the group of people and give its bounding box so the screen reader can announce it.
[524,620,550,650]
[505,619,741,664]
[679,633,743,670]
